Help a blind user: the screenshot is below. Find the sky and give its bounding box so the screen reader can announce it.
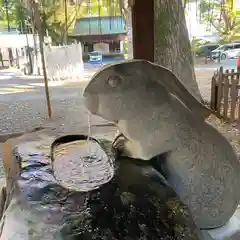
[236,0,240,8]
[185,2,213,39]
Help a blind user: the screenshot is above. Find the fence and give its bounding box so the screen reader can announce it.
[210,67,240,122]
[44,43,84,81]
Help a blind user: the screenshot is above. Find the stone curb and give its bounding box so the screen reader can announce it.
[0,123,116,143]
[0,127,45,143]
[0,132,25,143]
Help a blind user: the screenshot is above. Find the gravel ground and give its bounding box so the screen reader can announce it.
[206,115,240,156]
[0,67,215,134]
[0,144,3,177]
[0,67,239,178]
[195,69,215,102]
[0,68,105,178]
[0,95,109,177]
[195,69,240,156]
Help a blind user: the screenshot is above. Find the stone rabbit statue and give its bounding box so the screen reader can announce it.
[83,60,240,230]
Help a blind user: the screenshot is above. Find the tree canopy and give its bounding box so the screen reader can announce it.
[0,0,239,44]
[0,0,21,28]
[0,0,120,44]
[199,0,240,41]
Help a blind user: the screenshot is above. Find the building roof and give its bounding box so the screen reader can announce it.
[71,16,126,36]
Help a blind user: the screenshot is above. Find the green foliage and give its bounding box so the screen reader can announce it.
[38,0,122,44]
[123,39,128,55]
[191,37,209,52]
[39,0,83,44]
[0,0,31,33]
[0,0,17,27]
[199,0,240,41]
[0,0,122,44]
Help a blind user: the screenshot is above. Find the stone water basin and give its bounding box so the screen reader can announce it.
[0,134,202,239]
[203,209,240,240]
[1,130,240,239]
[53,139,115,192]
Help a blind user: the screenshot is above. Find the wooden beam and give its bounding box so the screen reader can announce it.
[131,0,154,61]
[32,1,52,119]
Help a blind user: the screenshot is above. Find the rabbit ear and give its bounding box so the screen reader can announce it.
[147,62,212,119]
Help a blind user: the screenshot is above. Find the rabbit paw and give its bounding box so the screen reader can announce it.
[113,132,141,159]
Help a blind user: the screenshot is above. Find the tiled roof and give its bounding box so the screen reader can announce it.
[71,16,126,36]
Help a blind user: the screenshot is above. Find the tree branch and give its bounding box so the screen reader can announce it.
[66,2,82,29]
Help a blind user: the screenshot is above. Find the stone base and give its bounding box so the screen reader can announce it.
[202,205,240,240]
[1,127,239,239]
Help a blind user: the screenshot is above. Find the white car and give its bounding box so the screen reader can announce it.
[224,48,240,59]
[212,43,240,60]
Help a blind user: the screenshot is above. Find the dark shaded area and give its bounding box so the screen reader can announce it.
[132,0,154,61]
[0,136,201,239]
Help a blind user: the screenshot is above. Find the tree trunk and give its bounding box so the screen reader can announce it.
[154,0,203,102]
[126,9,133,59]
[121,0,133,59]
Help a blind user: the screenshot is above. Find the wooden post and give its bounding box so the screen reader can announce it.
[0,50,3,67]
[216,67,223,117]
[131,0,154,61]
[210,74,217,111]
[32,1,52,119]
[4,0,10,32]
[237,56,240,72]
[4,0,13,67]
[15,49,19,68]
[230,69,238,122]
[223,70,229,119]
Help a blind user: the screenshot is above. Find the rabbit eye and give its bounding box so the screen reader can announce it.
[107,76,122,88]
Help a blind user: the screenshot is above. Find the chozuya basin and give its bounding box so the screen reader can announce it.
[50,134,202,239]
[0,133,203,239]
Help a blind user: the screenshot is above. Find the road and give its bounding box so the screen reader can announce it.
[0,67,110,135]
[195,58,238,71]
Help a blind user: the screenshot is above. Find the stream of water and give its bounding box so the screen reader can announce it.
[53,112,115,192]
[87,112,92,156]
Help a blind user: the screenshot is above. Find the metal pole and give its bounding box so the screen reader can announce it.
[32,1,52,119]
[64,0,68,45]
